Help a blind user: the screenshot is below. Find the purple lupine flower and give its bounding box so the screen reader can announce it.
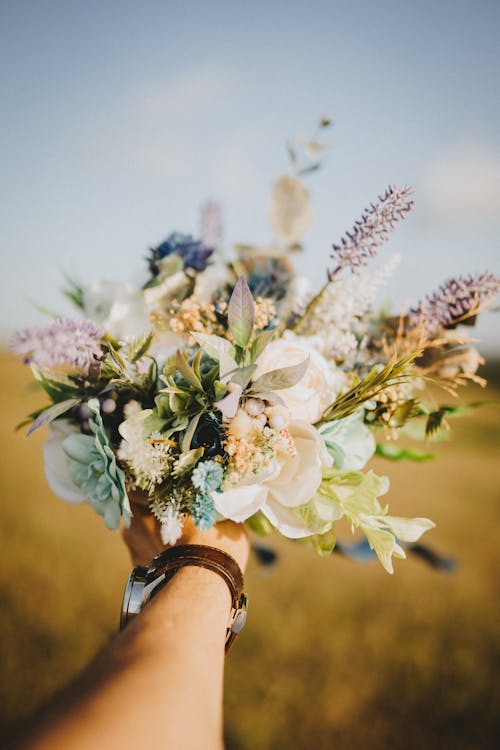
[329,185,414,277]
[11,318,103,374]
[148,232,214,276]
[410,272,499,333]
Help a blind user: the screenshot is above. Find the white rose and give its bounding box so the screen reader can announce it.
[212,420,332,539]
[255,331,338,424]
[43,420,88,504]
[260,421,333,538]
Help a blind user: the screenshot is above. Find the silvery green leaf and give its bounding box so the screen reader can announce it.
[251,357,309,392]
[258,391,285,406]
[27,398,80,436]
[230,364,257,389]
[250,328,276,363]
[227,275,254,348]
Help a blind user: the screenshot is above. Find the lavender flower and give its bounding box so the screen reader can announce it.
[329,185,414,277]
[148,232,214,276]
[11,318,103,375]
[410,272,499,333]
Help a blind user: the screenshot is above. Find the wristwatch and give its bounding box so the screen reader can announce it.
[120,544,248,652]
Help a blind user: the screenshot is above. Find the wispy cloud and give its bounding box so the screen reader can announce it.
[81,64,242,178]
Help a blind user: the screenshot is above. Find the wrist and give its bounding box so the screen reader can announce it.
[179,519,250,572]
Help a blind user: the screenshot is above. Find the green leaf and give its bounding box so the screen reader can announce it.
[251,357,309,392]
[191,333,237,377]
[233,344,248,367]
[176,350,203,391]
[27,398,80,436]
[173,447,204,477]
[389,398,420,427]
[425,409,446,437]
[320,351,419,424]
[228,275,255,348]
[245,512,274,536]
[311,528,337,557]
[128,331,154,363]
[192,348,203,382]
[182,413,202,452]
[60,272,85,310]
[250,328,276,363]
[32,368,80,403]
[25,297,59,318]
[105,341,129,377]
[214,381,228,400]
[375,443,436,462]
[143,412,168,434]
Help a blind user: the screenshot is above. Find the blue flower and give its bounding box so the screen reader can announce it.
[149,232,214,275]
[62,399,131,530]
[191,460,224,492]
[191,492,217,531]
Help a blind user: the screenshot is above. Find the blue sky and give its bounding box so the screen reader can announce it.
[1,0,499,350]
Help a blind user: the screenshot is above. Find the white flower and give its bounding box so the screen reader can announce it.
[43,420,88,504]
[213,484,269,524]
[254,331,341,424]
[212,421,332,538]
[83,280,151,342]
[319,412,376,470]
[159,506,184,545]
[264,404,291,430]
[118,402,171,490]
[261,421,333,538]
[227,408,265,438]
[143,271,190,310]
[193,260,230,302]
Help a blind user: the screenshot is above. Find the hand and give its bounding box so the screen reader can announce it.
[122,491,250,571]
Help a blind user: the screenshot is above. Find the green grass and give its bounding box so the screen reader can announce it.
[1,352,499,749]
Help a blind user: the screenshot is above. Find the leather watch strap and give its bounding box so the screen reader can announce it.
[141,544,247,653]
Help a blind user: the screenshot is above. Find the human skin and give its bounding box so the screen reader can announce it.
[15,499,250,750]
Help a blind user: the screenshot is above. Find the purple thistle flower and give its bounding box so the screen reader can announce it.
[410,272,499,333]
[11,318,103,374]
[329,185,414,277]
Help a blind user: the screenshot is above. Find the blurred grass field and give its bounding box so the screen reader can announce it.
[1,351,499,749]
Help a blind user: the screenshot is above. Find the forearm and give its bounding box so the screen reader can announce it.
[19,522,249,750]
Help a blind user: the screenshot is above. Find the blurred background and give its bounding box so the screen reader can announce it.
[0,1,499,748]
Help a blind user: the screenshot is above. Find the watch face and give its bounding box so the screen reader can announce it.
[120,567,147,630]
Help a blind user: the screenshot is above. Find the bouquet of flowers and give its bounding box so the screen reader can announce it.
[12,125,499,574]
